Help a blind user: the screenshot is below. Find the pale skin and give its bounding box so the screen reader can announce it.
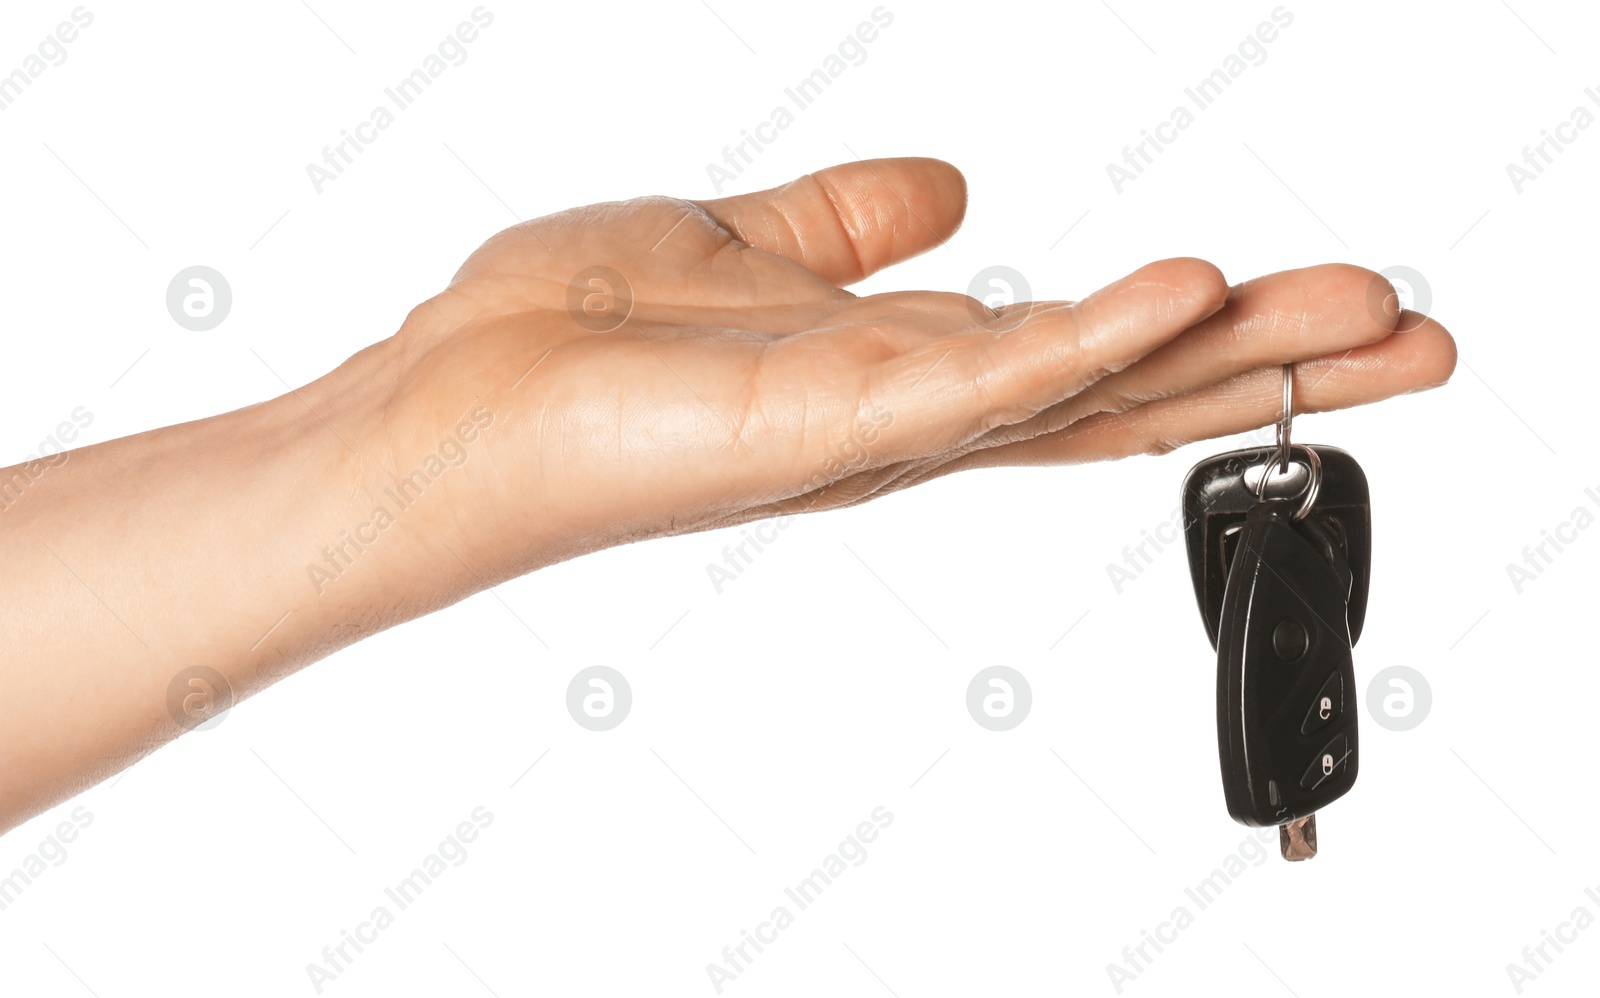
[0,158,1456,835]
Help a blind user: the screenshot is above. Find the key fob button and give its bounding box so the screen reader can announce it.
[1301,672,1343,735]
[1300,733,1350,790]
[1272,617,1308,661]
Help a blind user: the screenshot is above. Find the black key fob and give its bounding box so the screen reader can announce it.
[1214,500,1359,827]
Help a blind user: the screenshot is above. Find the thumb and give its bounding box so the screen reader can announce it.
[695,157,967,287]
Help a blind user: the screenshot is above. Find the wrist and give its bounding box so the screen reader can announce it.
[268,337,514,664]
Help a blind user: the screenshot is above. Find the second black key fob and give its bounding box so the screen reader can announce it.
[1215,500,1359,828]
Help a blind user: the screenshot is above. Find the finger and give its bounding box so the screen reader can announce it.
[695,157,967,286]
[856,258,1230,463]
[946,314,1456,470]
[974,263,1401,448]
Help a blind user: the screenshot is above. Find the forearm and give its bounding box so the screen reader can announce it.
[0,344,431,833]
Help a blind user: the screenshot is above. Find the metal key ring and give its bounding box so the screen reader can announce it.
[1250,442,1323,519]
[1276,362,1293,473]
[1251,366,1322,519]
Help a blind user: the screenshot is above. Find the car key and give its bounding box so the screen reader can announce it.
[1214,495,1359,834]
[1180,365,1371,861]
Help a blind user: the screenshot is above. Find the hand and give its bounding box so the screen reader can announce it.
[364,157,1454,584]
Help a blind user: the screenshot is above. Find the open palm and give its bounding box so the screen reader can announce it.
[369,157,1455,575]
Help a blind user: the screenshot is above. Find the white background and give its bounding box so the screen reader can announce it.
[1,0,1596,995]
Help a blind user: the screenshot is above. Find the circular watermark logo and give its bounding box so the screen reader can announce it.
[966,265,1033,331]
[165,266,232,331]
[166,666,235,732]
[1366,665,1432,732]
[566,265,633,333]
[966,666,1032,731]
[566,665,632,731]
[1365,266,1430,333]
